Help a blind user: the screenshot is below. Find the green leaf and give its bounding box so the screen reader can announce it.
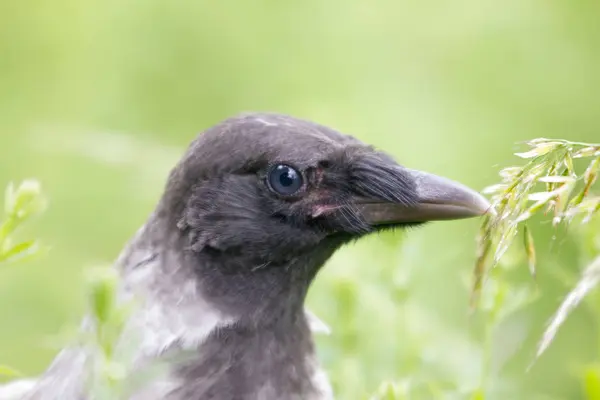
[0,240,39,264]
[3,182,15,215]
[0,364,23,378]
[470,388,485,400]
[12,180,45,219]
[582,365,600,400]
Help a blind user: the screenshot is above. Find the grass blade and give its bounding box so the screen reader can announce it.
[534,256,600,362]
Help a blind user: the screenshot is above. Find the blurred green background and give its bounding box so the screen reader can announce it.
[1,0,600,399]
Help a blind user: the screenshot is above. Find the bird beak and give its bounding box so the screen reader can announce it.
[357,169,492,224]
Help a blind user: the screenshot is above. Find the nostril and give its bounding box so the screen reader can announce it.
[318,160,332,169]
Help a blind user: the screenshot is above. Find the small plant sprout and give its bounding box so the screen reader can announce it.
[1,180,47,385]
[0,179,48,266]
[370,380,410,400]
[84,264,132,400]
[472,138,600,361]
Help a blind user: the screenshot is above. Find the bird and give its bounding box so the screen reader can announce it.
[0,112,491,400]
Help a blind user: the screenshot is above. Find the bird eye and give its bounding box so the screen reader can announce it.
[267,164,304,196]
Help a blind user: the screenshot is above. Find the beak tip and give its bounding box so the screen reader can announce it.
[410,169,495,220]
[472,193,495,217]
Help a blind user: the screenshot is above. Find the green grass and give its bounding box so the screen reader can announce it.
[2,1,600,399]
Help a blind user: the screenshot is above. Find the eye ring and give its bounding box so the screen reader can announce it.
[266,164,304,196]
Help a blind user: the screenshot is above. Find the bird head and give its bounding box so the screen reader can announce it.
[156,113,490,316]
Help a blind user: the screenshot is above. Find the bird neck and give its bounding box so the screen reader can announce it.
[188,242,341,323]
[113,219,335,398]
[174,309,332,399]
[193,257,307,318]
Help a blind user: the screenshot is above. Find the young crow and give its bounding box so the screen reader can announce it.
[1,113,490,400]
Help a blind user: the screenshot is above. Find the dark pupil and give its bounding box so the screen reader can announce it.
[279,167,296,187]
[269,164,302,195]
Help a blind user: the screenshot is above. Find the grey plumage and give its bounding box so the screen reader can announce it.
[0,113,490,400]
